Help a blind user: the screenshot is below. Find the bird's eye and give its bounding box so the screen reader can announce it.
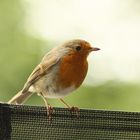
[75,46,81,51]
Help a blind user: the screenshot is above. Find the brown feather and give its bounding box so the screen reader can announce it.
[58,52,88,88]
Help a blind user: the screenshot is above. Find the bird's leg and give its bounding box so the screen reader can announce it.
[60,98,79,116]
[60,98,71,109]
[39,93,53,118]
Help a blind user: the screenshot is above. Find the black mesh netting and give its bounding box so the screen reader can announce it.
[1,103,140,140]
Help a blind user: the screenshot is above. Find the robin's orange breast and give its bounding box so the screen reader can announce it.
[58,53,88,89]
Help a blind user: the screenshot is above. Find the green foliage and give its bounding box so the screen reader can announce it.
[0,0,46,100]
[0,0,140,112]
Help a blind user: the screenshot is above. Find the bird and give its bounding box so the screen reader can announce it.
[8,39,100,116]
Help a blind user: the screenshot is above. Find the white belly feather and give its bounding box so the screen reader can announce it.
[29,65,76,99]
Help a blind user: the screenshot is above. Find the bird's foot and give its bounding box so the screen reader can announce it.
[70,106,80,117]
[46,105,54,120]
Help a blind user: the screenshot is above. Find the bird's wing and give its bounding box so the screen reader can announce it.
[22,55,60,93]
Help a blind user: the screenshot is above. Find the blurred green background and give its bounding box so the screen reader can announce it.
[1,0,140,111]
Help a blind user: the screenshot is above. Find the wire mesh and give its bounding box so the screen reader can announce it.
[1,103,140,140]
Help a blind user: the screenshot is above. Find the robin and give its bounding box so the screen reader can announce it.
[8,39,100,116]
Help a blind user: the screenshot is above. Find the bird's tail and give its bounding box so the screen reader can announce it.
[8,90,33,104]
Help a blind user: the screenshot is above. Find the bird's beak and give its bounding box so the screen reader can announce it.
[89,47,100,52]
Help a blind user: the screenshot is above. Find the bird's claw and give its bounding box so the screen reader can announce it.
[70,106,79,111]
[70,106,79,117]
[46,105,53,119]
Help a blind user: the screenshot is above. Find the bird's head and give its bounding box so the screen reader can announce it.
[62,39,100,58]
